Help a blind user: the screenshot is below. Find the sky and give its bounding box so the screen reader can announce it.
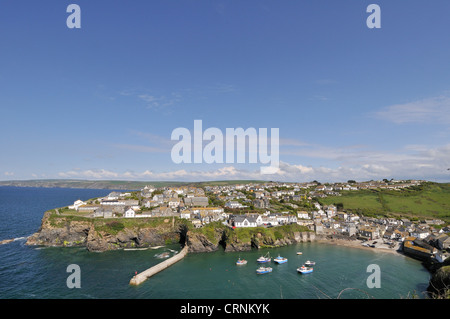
[1,0,450,183]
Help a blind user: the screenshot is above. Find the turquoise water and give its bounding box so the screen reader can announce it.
[0,187,430,299]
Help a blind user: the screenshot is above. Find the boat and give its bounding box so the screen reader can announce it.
[256,266,272,274]
[257,252,271,263]
[236,258,247,265]
[273,255,288,264]
[155,252,170,258]
[296,252,303,255]
[297,265,313,274]
[304,260,315,266]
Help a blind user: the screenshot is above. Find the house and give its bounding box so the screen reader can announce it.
[77,204,101,213]
[141,185,155,198]
[344,222,357,237]
[151,207,176,217]
[393,228,409,241]
[314,223,324,234]
[410,229,430,240]
[93,207,114,218]
[69,200,86,211]
[225,201,246,209]
[183,196,209,207]
[232,215,257,228]
[253,198,270,209]
[125,208,135,218]
[359,226,380,240]
[297,211,310,220]
[180,209,191,219]
[143,200,159,208]
[437,234,450,250]
[168,198,181,209]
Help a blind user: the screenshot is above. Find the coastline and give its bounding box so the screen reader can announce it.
[316,237,405,257]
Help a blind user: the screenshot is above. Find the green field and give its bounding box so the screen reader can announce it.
[319,182,450,223]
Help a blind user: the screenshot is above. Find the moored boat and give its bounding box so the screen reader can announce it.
[297,266,313,274]
[256,266,272,274]
[273,255,288,264]
[236,258,247,265]
[296,252,303,255]
[257,252,271,263]
[304,260,315,266]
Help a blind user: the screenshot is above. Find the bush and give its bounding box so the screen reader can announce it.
[106,221,125,233]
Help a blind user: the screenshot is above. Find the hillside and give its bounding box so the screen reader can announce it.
[319,182,450,223]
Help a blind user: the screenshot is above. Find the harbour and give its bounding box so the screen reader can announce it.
[0,187,432,299]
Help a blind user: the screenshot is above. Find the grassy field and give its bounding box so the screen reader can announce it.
[319,182,450,223]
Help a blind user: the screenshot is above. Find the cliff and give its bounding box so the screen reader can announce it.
[26,211,183,252]
[26,212,315,253]
[185,222,315,253]
[427,257,450,299]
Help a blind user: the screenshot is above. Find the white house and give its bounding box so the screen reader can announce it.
[168,198,181,209]
[69,200,86,211]
[125,208,136,218]
[180,210,191,219]
[225,201,246,209]
[232,215,257,228]
[297,211,310,219]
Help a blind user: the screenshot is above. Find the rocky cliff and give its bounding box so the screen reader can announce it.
[185,222,316,253]
[26,212,182,252]
[26,212,315,253]
[427,257,450,298]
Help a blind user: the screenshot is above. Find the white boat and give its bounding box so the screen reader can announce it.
[256,266,272,274]
[297,265,313,274]
[236,258,247,265]
[273,255,288,264]
[257,252,271,263]
[304,260,315,266]
[296,252,303,255]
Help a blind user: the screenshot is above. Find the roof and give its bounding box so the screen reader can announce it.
[233,215,257,223]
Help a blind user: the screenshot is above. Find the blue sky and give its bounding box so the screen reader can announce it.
[1,0,450,182]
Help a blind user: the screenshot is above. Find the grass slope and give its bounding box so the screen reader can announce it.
[319,182,450,223]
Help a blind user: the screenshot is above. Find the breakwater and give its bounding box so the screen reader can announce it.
[129,245,189,286]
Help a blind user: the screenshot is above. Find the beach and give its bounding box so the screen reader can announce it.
[317,236,404,256]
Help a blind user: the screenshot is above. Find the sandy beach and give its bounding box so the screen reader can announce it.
[316,237,405,257]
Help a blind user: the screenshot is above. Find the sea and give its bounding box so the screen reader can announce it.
[0,186,431,300]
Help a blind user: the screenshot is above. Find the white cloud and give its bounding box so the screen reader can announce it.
[374,95,450,124]
[55,143,450,182]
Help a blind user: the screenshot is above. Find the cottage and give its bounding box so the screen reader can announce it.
[125,208,136,218]
[297,211,310,220]
[225,201,246,209]
[168,198,181,209]
[232,215,257,228]
[180,209,191,219]
[69,200,86,211]
[106,192,121,200]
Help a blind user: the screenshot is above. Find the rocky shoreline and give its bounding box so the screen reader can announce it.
[24,212,318,253]
[23,212,450,298]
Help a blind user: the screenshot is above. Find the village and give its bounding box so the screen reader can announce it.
[66,179,450,263]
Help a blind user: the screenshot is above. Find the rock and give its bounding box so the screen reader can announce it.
[427,265,450,298]
[0,239,14,245]
[186,231,221,253]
